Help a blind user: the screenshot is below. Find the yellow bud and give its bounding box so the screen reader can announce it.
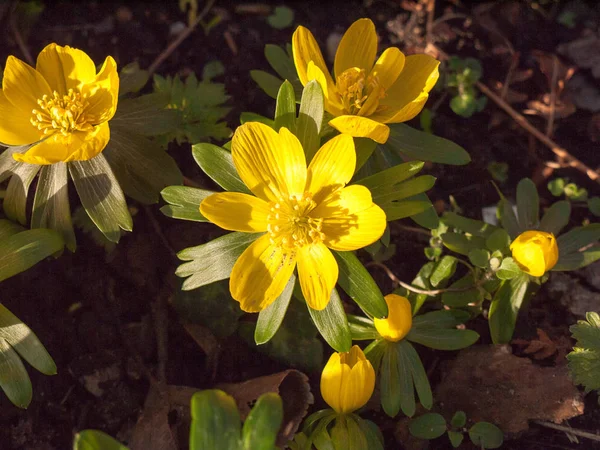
[320,345,375,414]
[374,294,413,342]
[510,230,559,277]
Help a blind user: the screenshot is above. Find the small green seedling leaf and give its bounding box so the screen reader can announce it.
[267,6,294,29]
[495,257,522,280]
[468,248,490,268]
[450,411,467,429]
[409,413,447,439]
[468,422,503,449]
[73,430,130,450]
[448,430,464,448]
[548,178,565,196]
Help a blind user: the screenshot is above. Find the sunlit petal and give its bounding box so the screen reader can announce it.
[200,192,270,233]
[83,56,119,123]
[307,61,344,116]
[0,90,41,145]
[320,352,348,413]
[229,234,297,312]
[329,115,390,143]
[3,56,52,114]
[232,122,307,203]
[322,202,387,251]
[297,243,338,310]
[370,47,405,90]
[36,43,96,94]
[334,18,378,77]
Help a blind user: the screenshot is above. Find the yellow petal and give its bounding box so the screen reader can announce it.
[292,26,335,89]
[200,192,270,233]
[306,134,355,205]
[320,352,348,413]
[370,47,406,90]
[232,122,307,203]
[543,234,559,271]
[83,56,119,124]
[230,234,297,312]
[374,54,440,123]
[510,230,558,277]
[329,115,390,144]
[13,123,110,165]
[307,61,344,116]
[36,43,96,94]
[0,90,41,145]
[341,359,375,413]
[322,202,387,251]
[334,19,378,77]
[297,243,338,310]
[311,184,372,218]
[3,56,52,115]
[374,294,412,342]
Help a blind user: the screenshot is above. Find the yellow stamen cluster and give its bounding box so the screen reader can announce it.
[267,193,325,248]
[30,89,91,137]
[336,68,383,115]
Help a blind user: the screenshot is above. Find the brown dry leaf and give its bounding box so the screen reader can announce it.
[524,96,577,120]
[435,345,584,435]
[512,328,557,360]
[130,384,178,450]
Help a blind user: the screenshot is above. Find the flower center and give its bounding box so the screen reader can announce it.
[30,89,92,136]
[336,67,384,115]
[267,193,325,249]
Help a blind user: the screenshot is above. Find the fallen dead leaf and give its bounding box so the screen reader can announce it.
[512,328,558,361]
[435,345,584,435]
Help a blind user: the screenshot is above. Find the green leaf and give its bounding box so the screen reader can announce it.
[251,70,283,99]
[468,422,503,449]
[192,143,249,193]
[485,228,511,253]
[0,146,27,184]
[190,390,242,450]
[564,182,588,201]
[380,195,433,222]
[264,45,300,89]
[381,343,404,417]
[450,94,477,118]
[73,430,130,450]
[69,155,133,243]
[451,411,467,429]
[363,338,385,373]
[355,417,384,450]
[411,309,470,329]
[306,289,352,352]
[407,327,479,350]
[500,198,521,239]
[355,161,424,196]
[111,93,181,136]
[516,178,539,229]
[267,5,294,29]
[539,200,571,235]
[384,123,471,165]
[568,312,600,393]
[177,232,261,290]
[0,337,31,408]
[32,162,76,251]
[103,127,183,204]
[442,274,482,307]
[296,80,324,162]
[409,413,447,439]
[160,186,214,222]
[548,178,565,196]
[557,224,600,255]
[0,219,24,240]
[371,176,436,206]
[334,251,387,319]
[0,301,56,376]
[354,137,378,173]
[242,393,283,450]
[411,203,440,229]
[489,274,530,344]
[448,430,464,448]
[570,312,600,349]
[202,60,225,81]
[4,162,39,225]
[430,255,458,287]
[468,248,490,268]
[442,212,498,238]
[118,61,149,96]
[554,248,600,271]
[588,197,600,217]
[347,314,378,341]
[495,257,522,280]
[401,340,433,410]
[255,275,296,344]
[274,80,296,132]
[240,112,275,128]
[441,232,486,256]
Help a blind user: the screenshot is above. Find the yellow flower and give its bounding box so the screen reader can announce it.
[510,230,559,277]
[374,294,412,342]
[321,345,375,414]
[200,122,386,313]
[0,43,119,165]
[292,18,439,144]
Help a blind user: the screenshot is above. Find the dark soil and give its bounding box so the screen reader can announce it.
[0,1,599,449]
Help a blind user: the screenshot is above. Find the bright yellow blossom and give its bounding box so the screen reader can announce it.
[200,122,386,312]
[374,294,412,342]
[0,43,119,165]
[510,230,558,277]
[321,345,375,414]
[292,18,439,144]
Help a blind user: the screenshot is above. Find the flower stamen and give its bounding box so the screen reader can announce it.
[267,193,325,248]
[30,89,92,137]
[336,68,384,115]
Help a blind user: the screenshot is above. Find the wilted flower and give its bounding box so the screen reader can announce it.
[510,230,558,277]
[374,294,412,342]
[321,345,375,415]
[0,43,118,165]
[292,18,439,144]
[200,122,386,312]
